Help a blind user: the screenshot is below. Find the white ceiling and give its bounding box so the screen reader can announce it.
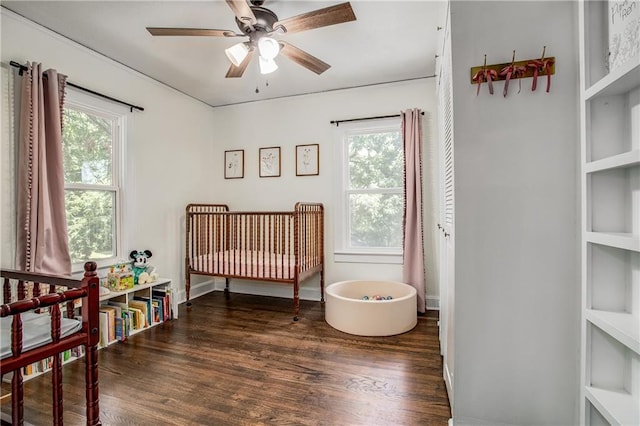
[1,1,446,107]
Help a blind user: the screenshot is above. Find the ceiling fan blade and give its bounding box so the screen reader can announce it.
[225,0,257,26]
[279,42,331,75]
[225,49,255,78]
[274,2,356,34]
[147,28,237,37]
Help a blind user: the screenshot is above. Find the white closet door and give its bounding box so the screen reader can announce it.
[436,2,455,407]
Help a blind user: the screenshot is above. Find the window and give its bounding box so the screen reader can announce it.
[334,118,403,263]
[62,90,127,269]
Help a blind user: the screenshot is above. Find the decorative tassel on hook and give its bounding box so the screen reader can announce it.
[500,50,527,97]
[527,46,554,92]
[514,64,527,93]
[472,55,497,95]
[500,51,516,97]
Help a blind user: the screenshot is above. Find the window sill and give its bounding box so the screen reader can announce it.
[71,258,120,276]
[333,251,403,265]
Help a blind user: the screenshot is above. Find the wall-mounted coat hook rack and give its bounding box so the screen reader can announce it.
[470,47,556,94]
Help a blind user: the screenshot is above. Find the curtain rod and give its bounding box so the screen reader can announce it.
[9,61,144,112]
[330,111,424,126]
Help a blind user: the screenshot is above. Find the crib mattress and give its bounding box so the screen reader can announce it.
[193,250,296,280]
[1,312,82,359]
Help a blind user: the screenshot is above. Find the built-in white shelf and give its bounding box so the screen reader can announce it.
[585,150,640,173]
[580,2,639,424]
[586,310,640,355]
[99,278,171,302]
[586,232,640,252]
[585,61,640,100]
[585,386,640,426]
[98,278,175,349]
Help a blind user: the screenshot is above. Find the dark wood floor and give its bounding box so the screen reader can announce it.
[2,292,451,425]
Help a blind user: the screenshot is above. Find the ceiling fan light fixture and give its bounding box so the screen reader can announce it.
[259,56,278,75]
[258,37,280,60]
[225,42,250,67]
[148,1,357,80]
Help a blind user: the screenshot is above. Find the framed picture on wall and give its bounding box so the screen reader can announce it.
[259,146,281,177]
[224,149,244,179]
[296,144,319,176]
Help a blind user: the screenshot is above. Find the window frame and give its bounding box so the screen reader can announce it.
[333,117,403,264]
[63,89,129,272]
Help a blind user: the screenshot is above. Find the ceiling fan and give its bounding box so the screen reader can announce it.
[146,0,356,78]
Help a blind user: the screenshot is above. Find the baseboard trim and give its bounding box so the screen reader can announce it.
[176,278,323,305]
[444,362,453,408]
[176,279,216,305]
[453,417,516,426]
[426,296,440,310]
[213,278,322,301]
[179,280,436,313]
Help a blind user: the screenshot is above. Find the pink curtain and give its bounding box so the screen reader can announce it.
[15,62,71,275]
[402,108,426,313]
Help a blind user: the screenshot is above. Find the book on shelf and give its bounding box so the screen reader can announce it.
[151,299,161,323]
[128,300,150,328]
[123,311,131,337]
[106,303,122,319]
[608,0,640,71]
[133,296,153,326]
[108,300,128,312]
[152,288,173,321]
[107,300,131,339]
[99,306,117,343]
[71,345,85,359]
[3,347,85,383]
[98,311,110,348]
[114,316,126,341]
[127,306,145,331]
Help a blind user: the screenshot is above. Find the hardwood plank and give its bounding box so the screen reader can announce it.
[1,292,451,425]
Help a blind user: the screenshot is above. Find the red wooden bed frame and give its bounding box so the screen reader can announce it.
[1,262,101,425]
[185,202,325,321]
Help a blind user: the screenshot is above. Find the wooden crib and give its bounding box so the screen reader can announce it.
[1,262,101,425]
[185,202,324,320]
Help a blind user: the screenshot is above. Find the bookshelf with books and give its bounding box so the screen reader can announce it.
[98,278,174,348]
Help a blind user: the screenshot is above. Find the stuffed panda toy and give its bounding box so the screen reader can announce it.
[129,250,156,284]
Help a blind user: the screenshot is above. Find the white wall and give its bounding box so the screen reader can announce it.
[0,10,216,293]
[449,1,580,425]
[209,79,440,305]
